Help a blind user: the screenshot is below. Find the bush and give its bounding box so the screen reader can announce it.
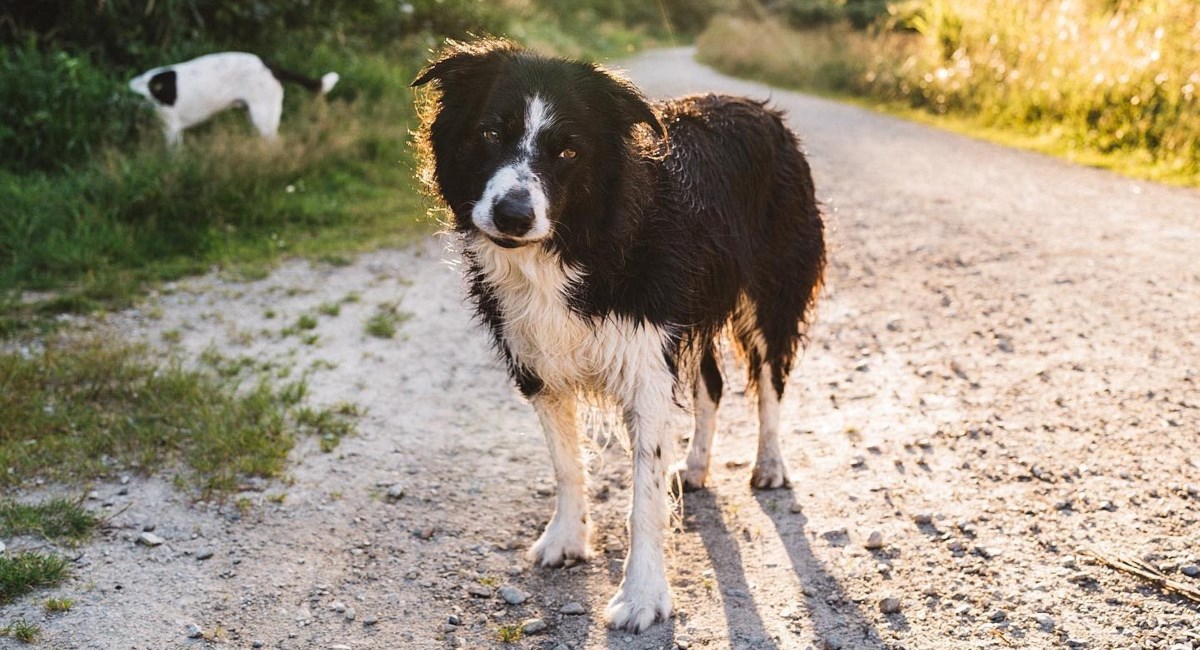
[0,43,144,173]
[763,0,890,29]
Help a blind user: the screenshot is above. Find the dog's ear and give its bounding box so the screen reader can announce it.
[593,65,665,140]
[411,38,518,89]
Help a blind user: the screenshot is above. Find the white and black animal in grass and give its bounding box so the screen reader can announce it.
[412,39,825,633]
[129,52,338,146]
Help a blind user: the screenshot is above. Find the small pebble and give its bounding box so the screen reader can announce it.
[466,583,492,598]
[447,614,461,626]
[330,600,347,612]
[560,601,586,615]
[137,532,164,547]
[789,503,804,514]
[195,548,214,561]
[344,608,356,621]
[879,597,901,614]
[499,585,529,605]
[363,615,378,626]
[185,623,203,639]
[521,618,547,634]
[386,484,405,501]
[989,609,1007,622]
[912,513,934,525]
[975,545,1000,559]
[1035,612,1055,630]
[252,642,264,648]
[864,531,884,550]
[1181,564,1200,578]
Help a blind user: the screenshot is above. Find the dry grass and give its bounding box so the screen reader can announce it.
[1081,547,1200,604]
[697,1,1200,185]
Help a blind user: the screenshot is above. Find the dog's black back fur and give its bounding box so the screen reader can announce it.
[414,40,824,397]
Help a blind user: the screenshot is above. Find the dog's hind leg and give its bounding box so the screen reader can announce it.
[671,344,722,491]
[734,294,794,490]
[527,391,593,567]
[751,360,790,489]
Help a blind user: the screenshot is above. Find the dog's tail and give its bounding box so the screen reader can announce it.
[265,62,340,95]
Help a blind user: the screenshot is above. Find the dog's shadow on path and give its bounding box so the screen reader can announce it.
[680,488,889,649]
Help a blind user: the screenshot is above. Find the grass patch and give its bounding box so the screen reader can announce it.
[0,339,356,495]
[496,623,524,643]
[0,498,98,543]
[317,302,341,317]
[297,402,361,453]
[43,596,74,612]
[697,2,1200,188]
[0,553,68,605]
[0,619,40,643]
[365,303,410,339]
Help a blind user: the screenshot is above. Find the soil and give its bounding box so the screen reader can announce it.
[3,47,1199,650]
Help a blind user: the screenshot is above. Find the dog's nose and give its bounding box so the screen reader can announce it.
[493,192,535,236]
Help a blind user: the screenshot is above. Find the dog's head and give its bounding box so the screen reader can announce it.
[129,68,177,106]
[412,39,664,249]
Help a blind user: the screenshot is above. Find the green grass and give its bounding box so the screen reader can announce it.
[697,2,1200,188]
[43,596,74,612]
[0,619,40,643]
[365,303,410,339]
[0,498,98,543]
[0,553,68,605]
[296,402,360,453]
[0,339,357,495]
[496,623,524,643]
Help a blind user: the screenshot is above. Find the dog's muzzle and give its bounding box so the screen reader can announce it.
[491,190,535,237]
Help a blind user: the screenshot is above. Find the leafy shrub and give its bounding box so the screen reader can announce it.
[763,0,890,29]
[0,43,144,172]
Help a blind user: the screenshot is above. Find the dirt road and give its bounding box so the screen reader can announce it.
[7,47,1200,650]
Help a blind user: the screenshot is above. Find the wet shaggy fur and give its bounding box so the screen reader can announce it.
[413,38,825,632]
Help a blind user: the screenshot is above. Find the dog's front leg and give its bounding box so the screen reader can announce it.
[607,372,674,632]
[527,391,593,567]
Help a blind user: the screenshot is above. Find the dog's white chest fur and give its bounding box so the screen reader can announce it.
[468,240,669,397]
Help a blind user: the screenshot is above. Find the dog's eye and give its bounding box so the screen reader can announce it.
[559,147,577,160]
[481,128,501,143]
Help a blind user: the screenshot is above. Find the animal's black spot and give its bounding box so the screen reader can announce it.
[149,70,177,106]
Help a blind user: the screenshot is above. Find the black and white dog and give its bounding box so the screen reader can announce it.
[413,39,825,632]
[129,52,338,146]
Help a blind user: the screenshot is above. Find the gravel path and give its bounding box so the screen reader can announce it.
[4,47,1199,650]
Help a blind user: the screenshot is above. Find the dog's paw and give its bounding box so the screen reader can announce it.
[750,457,790,490]
[527,519,592,567]
[669,461,707,494]
[606,574,672,632]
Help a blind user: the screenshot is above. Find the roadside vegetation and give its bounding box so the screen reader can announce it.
[0,341,364,495]
[697,0,1200,187]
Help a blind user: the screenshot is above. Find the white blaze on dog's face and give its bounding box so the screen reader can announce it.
[470,95,568,248]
